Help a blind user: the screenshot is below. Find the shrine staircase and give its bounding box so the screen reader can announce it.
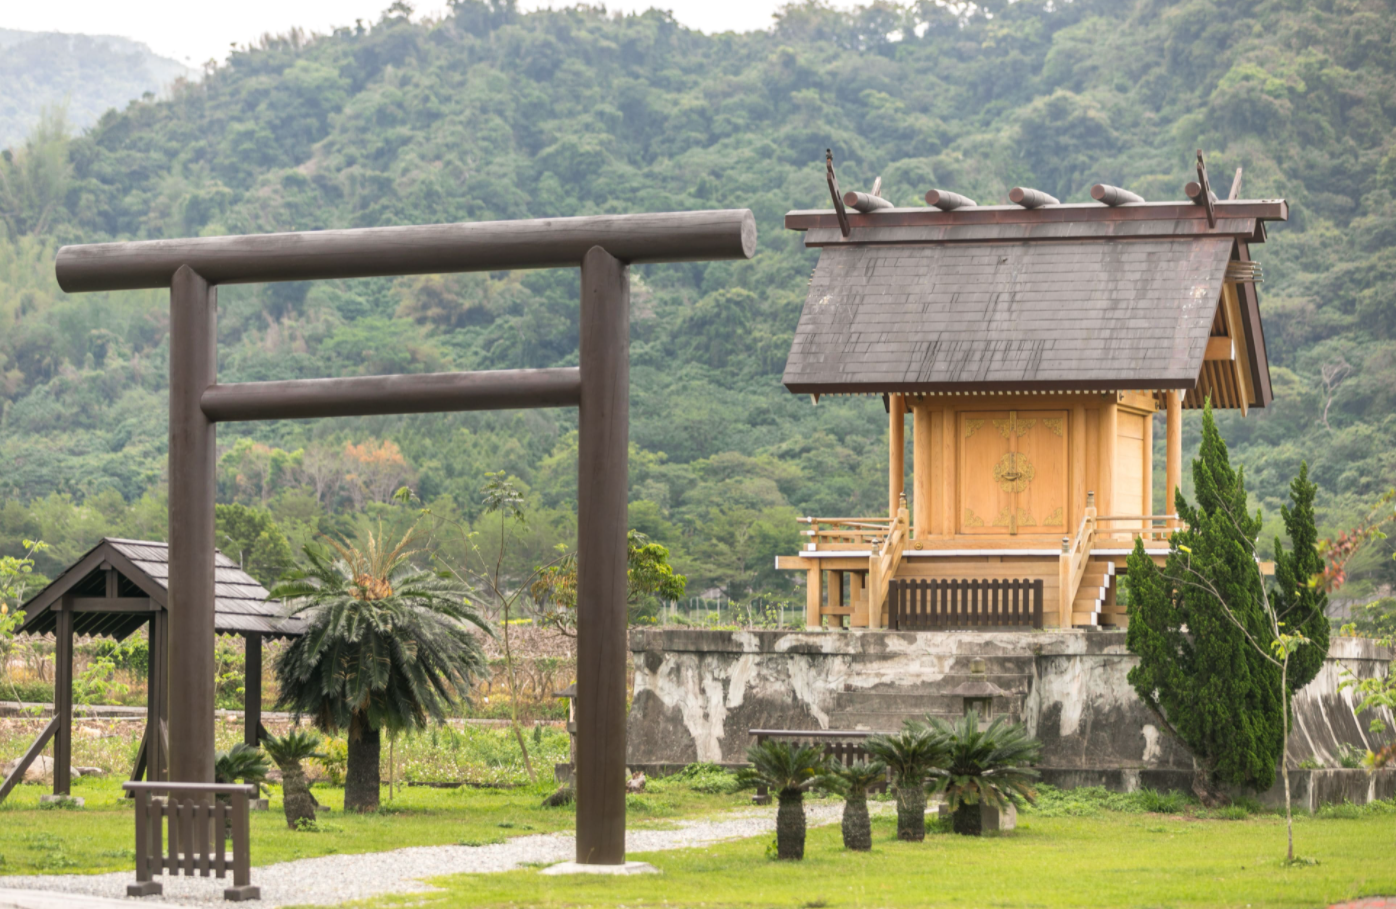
[826,654,1036,732]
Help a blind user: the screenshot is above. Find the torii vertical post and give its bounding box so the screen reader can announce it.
[575,247,629,863]
[168,265,218,785]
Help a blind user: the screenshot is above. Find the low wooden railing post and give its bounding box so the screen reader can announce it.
[124,781,259,901]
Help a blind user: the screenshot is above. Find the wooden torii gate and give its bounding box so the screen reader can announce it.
[53,210,756,865]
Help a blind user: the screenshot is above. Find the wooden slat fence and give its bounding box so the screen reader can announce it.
[124,782,259,901]
[889,578,1043,630]
[748,729,884,804]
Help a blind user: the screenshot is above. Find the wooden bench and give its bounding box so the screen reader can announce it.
[748,728,886,804]
[123,781,259,901]
[889,578,1043,629]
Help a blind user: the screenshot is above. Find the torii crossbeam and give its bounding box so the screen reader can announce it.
[55,209,757,864]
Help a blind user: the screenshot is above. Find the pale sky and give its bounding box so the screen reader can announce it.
[0,0,789,68]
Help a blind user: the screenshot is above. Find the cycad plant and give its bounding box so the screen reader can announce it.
[262,729,324,830]
[865,727,943,841]
[924,710,1042,836]
[736,740,827,860]
[214,742,270,789]
[821,759,887,851]
[272,526,491,812]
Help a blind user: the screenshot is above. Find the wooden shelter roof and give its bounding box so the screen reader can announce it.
[18,538,304,640]
[781,198,1286,407]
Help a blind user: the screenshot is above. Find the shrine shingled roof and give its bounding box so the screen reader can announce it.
[781,197,1287,408]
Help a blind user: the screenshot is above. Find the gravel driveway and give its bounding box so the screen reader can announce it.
[1,802,882,907]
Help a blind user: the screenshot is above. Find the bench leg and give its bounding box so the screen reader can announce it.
[128,881,163,897]
[223,884,261,901]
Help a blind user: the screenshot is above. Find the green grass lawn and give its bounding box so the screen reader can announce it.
[0,773,749,875]
[343,808,1396,909]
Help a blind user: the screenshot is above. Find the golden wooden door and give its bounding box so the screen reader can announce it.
[958,410,1068,535]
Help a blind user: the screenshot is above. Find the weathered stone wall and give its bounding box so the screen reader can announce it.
[626,629,1393,782]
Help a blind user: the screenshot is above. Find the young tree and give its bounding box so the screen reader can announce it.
[262,729,324,830]
[215,503,295,587]
[1,538,46,703]
[865,726,942,841]
[1127,405,1328,860]
[820,759,887,851]
[923,711,1041,836]
[530,529,687,634]
[272,527,490,811]
[736,740,826,860]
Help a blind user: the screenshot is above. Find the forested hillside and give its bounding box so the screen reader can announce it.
[0,29,194,151]
[2,0,1395,601]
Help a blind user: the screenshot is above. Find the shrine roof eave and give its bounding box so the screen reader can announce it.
[784,198,1287,238]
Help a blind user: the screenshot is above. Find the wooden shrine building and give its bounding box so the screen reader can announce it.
[777,163,1286,631]
[1,538,302,802]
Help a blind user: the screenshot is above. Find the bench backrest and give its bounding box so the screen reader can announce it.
[123,782,255,888]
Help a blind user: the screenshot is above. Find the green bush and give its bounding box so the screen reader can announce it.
[1,679,53,703]
[1316,801,1362,819]
[1028,785,1198,818]
[1209,805,1250,820]
[653,762,740,795]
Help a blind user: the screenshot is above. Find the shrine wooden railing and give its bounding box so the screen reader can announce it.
[797,515,895,550]
[124,781,259,901]
[748,729,885,803]
[889,578,1044,630]
[1060,500,1180,627]
[1094,515,1179,544]
[867,500,910,627]
[1059,502,1098,628]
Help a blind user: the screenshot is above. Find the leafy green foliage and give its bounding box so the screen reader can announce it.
[923,711,1042,815]
[215,504,296,588]
[214,743,272,787]
[272,535,490,736]
[1128,406,1327,797]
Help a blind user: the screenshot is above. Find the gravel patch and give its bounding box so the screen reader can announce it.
[2,802,889,907]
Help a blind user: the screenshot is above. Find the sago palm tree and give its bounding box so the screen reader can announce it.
[924,710,1042,836]
[262,729,324,830]
[271,527,490,812]
[821,759,887,851]
[865,727,944,841]
[214,742,270,789]
[736,740,827,860]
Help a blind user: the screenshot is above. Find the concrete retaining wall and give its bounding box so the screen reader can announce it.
[626,629,1393,805]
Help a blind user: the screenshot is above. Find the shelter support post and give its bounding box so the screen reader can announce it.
[805,567,822,628]
[574,246,628,865]
[912,402,932,539]
[888,394,904,518]
[53,601,74,796]
[168,266,217,784]
[147,610,167,782]
[1165,391,1182,528]
[244,633,262,748]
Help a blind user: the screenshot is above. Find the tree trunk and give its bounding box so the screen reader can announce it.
[1282,658,1295,863]
[775,790,806,860]
[344,724,381,813]
[1190,756,1227,808]
[952,802,982,836]
[895,784,926,841]
[272,758,318,830]
[841,789,871,851]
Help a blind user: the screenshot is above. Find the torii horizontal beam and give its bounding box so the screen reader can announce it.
[55,210,756,291]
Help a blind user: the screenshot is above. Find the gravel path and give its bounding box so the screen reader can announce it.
[2,802,884,907]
